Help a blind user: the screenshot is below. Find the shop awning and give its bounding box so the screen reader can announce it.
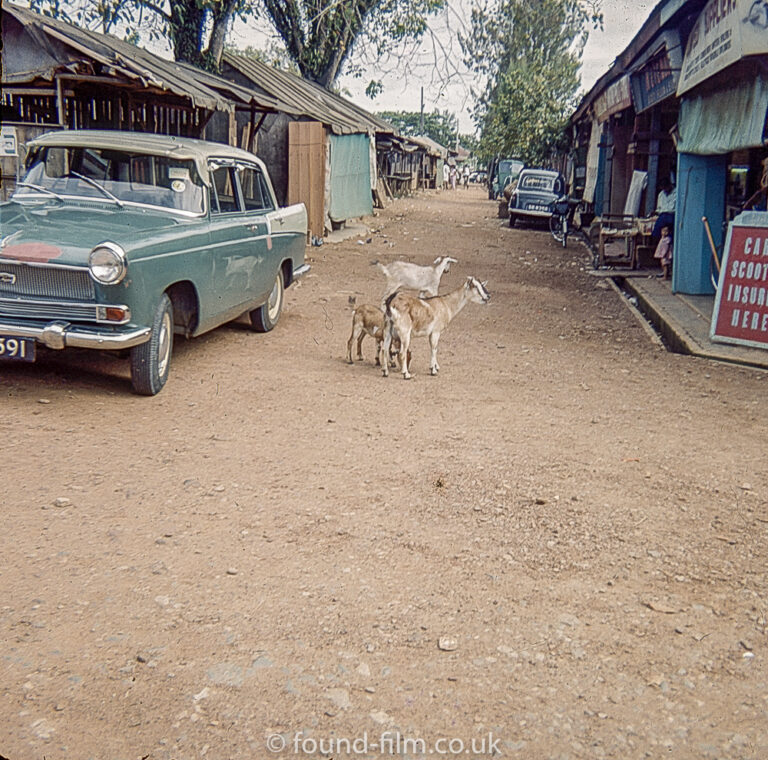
[678,74,768,155]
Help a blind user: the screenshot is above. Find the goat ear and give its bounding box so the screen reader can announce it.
[433,256,442,264]
[482,280,488,287]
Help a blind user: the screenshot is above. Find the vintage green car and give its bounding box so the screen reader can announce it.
[0,130,309,394]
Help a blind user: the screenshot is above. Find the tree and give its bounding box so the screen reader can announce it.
[27,0,444,84]
[258,0,445,88]
[376,109,458,148]
[28,0,251,72]
[463,0,601,165]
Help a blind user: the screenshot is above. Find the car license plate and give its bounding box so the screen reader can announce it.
[0,336,36,362]
[528,204,549,212]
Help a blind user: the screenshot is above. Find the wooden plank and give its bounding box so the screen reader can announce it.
[288,121,325,239]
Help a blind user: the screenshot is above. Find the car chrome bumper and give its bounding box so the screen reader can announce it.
[511,209,552,218]
[293,263,311,278]
[0,319,151,350]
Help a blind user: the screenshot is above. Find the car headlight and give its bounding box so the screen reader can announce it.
[89,242,127,285]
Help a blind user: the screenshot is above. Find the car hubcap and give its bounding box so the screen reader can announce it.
[268,276,282,321]
[157,310,171,377]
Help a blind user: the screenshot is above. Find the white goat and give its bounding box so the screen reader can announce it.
[380,277,490,379]
[375,256,458,299]
[346,304,408,366]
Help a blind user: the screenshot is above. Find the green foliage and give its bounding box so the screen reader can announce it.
[376,109,458,148]
[258,0,445,88]
[463,0,602,165]
[27,0,252,72]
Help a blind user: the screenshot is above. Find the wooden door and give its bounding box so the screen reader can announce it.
[288,121,325,239]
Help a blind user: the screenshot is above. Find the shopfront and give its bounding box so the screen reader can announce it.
[674,0,768,295]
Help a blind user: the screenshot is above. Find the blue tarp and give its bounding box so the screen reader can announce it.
[329,133,372,221]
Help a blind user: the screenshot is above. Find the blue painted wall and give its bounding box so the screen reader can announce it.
[673,152,727,295]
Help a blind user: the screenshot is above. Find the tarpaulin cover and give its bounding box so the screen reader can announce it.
[678,74,768,155]
[329,133,372,221]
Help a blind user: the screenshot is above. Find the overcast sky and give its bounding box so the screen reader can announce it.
[289,0,657,133]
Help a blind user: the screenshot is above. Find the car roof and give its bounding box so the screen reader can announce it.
[27,130,267,183]
[520,168,561,177]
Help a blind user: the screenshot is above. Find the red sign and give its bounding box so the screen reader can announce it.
[711,221,768,348]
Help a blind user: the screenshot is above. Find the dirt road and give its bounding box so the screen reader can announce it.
[2,186,767,759]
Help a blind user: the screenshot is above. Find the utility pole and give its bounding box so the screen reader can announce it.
[455,113,459,152]
[419,87,424,135]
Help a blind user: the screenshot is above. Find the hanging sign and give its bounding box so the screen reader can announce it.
[711,211,768,349]
[630,31,684,112]
[678,0,768,95]
[594,75,632,122]
[1,126,18,157]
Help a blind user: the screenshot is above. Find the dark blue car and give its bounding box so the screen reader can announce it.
[508,169,566,228]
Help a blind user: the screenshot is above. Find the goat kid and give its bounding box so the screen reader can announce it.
[375,256,458,299]
[346,304,408,367]
[380,277,490,379]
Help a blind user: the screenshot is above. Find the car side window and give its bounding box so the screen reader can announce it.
[238,166,273,212]
[210,165,240,214]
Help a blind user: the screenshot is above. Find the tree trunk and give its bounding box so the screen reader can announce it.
[207,0,239,72]
[168,1,206,67]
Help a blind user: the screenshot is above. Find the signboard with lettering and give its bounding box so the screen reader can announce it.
[710,211,768,349]
[678,0,768,95]
[1,126,17,157]
[594,75,632,123]
[630,32,683,112]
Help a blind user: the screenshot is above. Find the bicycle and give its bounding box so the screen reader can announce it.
[549,196,571,248]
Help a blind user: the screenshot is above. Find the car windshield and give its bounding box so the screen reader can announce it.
[520,173,556,192]
[15,146,206,215]
[499,160,523,176]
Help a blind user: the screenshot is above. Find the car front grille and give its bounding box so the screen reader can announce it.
[0,296,100,323]
[0,262,95,301]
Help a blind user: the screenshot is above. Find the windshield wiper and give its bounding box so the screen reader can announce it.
[14,182,64,201]
[68,170,124,207]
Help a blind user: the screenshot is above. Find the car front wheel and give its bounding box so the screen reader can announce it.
[249,271,284,332]
[509,212,517,228]
[130,293,174,396]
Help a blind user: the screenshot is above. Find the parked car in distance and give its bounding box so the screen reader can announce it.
[0,130,309,395]
[508,168,566,228]
[488,157,525,199]
[469,170,488,184]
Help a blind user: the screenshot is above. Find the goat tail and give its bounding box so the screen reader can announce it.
[384,290,399,316]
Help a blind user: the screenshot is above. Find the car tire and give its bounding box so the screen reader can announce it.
[250,270,284,332]
[509,213,517,228]
[130,292,174,396]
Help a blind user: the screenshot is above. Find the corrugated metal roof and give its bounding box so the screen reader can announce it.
[408,135,449,158]
[223,52,397,136]
[3,3,280,114]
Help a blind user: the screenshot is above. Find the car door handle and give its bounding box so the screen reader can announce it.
[245,223,260,232]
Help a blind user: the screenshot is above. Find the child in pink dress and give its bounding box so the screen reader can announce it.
[654,225,672,279]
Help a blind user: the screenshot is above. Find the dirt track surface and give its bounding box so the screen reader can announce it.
[2,186,767,760]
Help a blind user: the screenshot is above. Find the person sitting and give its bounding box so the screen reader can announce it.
[653,177,676,240]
